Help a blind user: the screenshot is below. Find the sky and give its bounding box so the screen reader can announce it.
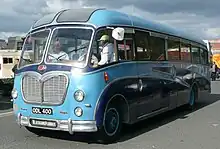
[0,0,219,41]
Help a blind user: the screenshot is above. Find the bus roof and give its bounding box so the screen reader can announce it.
[31,8,206,47]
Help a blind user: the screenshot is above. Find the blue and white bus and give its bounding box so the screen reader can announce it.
[12,8,210,143]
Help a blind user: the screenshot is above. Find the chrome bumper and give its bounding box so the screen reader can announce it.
[17,113,97,134]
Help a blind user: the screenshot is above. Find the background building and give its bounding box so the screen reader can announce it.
[7,36,24,50]
[0,39,7,49]
[208,39,220,68]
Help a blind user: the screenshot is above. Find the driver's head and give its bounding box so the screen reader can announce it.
[54,39,61,53]
[99,35,109,47]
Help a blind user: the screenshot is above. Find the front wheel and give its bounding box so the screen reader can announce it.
[96,104,122,144]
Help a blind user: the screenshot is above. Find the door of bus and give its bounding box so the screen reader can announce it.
[134,30,170,119]
[115,30,140,121]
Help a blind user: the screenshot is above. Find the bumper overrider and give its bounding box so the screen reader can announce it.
[17,113,98,134]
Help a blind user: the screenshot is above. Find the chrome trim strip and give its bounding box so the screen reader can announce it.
[137,107,168,119]
[17,113,22,127]
[68,118,73,134]
[30,22,97,32]
[18,116,97,133]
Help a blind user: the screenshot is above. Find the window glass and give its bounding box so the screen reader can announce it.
[167,39,180,61]
[46,28,93,67]
[191,46,200,64]
[19,30,50,68]
[135,31,165,61]
[117,33,134,61]
[89,29,116,67]
[180,43,191,62]
[200,48,208,65]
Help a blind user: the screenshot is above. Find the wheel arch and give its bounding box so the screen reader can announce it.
[95,92,130,127]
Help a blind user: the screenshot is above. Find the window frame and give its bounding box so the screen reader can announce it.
[3,57,13,64]
[44,26,95,68]
[134,29,167,61]
[88,26,137,68]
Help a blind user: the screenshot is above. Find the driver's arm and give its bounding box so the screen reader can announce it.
[59,52,70,60]
[98,46,109,65]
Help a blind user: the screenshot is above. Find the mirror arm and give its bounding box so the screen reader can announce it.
[114,39,118,61]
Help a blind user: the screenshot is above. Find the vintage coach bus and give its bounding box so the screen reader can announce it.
[12,8,210,143]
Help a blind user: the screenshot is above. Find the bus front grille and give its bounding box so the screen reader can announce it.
[22,74,68,105]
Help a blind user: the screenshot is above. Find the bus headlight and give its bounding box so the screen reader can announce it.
[11,88,18,99]
[74,107,83,117]
[74,90,85,102]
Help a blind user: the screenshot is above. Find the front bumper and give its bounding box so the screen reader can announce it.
[17,113,97,134]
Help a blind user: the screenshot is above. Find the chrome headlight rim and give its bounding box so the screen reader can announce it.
[74,107,83,117]
[74,90,85,102]
[11,88,18,99]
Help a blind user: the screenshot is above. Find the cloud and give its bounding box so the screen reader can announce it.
[76,0,220,17]
[0,32,26,42]
[0,0,219,40]
[0,0,49,39]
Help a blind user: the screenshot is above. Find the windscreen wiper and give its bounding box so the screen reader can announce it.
[20,56,33,62]
[56,46,87,60]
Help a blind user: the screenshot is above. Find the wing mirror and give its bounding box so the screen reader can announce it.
[112,27,125,41]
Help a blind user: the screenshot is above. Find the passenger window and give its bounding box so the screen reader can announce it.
[148,36,165,61]
[167,39,180,61]
[89,29,116,68]
[200,48,208,65]
[135,31,150,60]
[117,33,135,61]
[191,46,200,64]
[135,31,165,61]
[180,42,191,62]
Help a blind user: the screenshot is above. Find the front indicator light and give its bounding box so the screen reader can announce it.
[11,88,18,99]
[74,107,83,117]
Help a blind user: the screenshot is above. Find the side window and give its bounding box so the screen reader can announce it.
[167,39,180,61]
[117,33,135,61]
[135,30,165,61]
[180,42,191,62]
[148,35,165,60]
[135,30,150,60]
[191,46,200,64]
[89,29,115,67]
[200,48,208,65]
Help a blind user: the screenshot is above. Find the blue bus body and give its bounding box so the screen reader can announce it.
[12,8,210,142]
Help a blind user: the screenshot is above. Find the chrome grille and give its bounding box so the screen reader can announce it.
[22,74,68,105]
[22,76,41,102]
[43,76,68,104]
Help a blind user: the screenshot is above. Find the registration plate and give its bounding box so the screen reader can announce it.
[32,107,53,115]
[30,119,57,128]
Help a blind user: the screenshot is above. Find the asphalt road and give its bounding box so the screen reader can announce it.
[1,92,220,149]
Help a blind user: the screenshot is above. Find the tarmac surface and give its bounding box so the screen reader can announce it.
[0,92,220,149]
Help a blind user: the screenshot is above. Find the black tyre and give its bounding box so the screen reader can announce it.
[96,103,122,144]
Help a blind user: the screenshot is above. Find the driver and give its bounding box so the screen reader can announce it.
[48,39,69,61]
[98,35,114,65]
